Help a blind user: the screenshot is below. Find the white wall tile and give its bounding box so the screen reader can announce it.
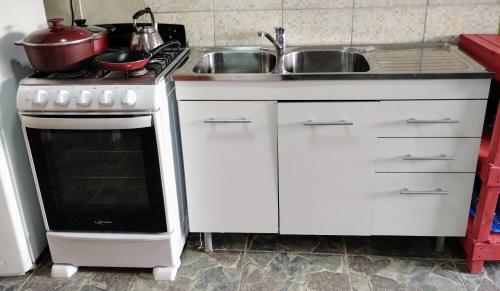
[284,9,352,45]
[80,0,145,24]
[214,0,282,11]
[156,12,214,46]
[145,0,212,13]
[354,0,427,7]
[428,0,497,5]
[353,7,426,44]
[43,0,72,25]
[283,0,353,9]
[425,4,500,41]
[41,0,500,46]
[214,10,282,46]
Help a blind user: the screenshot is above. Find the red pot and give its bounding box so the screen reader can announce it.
[15,18,102,72]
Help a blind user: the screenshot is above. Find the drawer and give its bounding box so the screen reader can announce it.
[379,100,486,137]
[372,173,474,236]
[376,138,480,173]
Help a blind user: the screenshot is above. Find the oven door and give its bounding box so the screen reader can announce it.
[21,115,167,233]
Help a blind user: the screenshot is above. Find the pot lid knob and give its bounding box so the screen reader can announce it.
[48,18,64,30]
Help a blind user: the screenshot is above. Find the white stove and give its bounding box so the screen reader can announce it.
[16,23,190,281]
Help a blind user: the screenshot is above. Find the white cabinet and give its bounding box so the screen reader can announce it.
[372,173,475,236]
[176,80,490,237]
[278,102,378,235]
[178,101,278,233]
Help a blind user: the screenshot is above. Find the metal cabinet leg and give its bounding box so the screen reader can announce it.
[204,232,213,253]
[435,236,445,251]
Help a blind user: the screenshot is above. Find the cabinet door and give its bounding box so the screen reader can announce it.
[178,101,278,233]
[278,102,378,235]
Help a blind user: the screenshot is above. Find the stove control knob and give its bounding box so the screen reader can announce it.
[99,90,114,107]
[121,89,137,106]
[55,90,70,106]
[33,90,49,106]
[77,90,92,106]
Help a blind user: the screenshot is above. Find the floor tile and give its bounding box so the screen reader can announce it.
[248,234,345,254]
[78,268,137,291]
[129,248,244,291]
[348,255,466,291]
[446,238,468,260]
[186,233,249,251]
[21,256,91,291]
[454,261,500,291]
[212,233,249,251]
[0,274,29,291]
[345,236,451,259]
[240,252,350,291]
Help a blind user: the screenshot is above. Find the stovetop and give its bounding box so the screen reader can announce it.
[21,23,189,86]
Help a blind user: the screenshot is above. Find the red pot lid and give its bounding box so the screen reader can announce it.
[22,18,93,47]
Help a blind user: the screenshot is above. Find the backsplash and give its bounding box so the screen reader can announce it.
[43,0,500,46]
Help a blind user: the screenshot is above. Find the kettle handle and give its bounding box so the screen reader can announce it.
[132,7,158,31]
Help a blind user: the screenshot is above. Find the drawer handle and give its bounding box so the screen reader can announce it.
[400,188,450,195]
[204,118,252,124]
[406,118,460,124]
[303,120,354,126]
[403,154,454,161]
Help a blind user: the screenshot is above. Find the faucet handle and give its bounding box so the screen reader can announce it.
[274,27,286,34]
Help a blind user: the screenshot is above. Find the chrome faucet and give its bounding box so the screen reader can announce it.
[258,27,286,54]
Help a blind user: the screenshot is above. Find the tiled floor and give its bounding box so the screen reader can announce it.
[1,234,499,291]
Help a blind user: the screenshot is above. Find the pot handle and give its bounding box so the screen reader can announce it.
[132,7,157,31]
[14,40,24,46]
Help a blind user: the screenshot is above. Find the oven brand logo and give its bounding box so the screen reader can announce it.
[94,220,113,225]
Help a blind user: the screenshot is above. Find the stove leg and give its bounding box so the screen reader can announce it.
[204,232,213,253]
[153,261,181,281]
[435,236,445,251]
[51,264,78,278]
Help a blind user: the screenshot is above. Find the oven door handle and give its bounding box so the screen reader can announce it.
[20,116,153,130]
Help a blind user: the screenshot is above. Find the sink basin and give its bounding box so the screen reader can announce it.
[193,51,277,74]
[283,50,370,73]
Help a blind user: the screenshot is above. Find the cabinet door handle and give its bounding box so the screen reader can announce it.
[406,118,460,124]
[303,120,354,126]
[403,154,454,161]
[204,118,252,124]
[400,188,450,195]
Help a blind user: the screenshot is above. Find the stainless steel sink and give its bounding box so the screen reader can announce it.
[283,50,370,73]
[193,51,277,74]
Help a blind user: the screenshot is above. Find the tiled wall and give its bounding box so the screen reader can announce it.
[44,0,500,47]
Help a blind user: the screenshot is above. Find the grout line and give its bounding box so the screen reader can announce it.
[422,0,430,43]
[343,236,355,291]
[211,0,216,46]
[350,0,355,45]
[127,273,139,291]
[450,260,469,290]
[237,235,251,291]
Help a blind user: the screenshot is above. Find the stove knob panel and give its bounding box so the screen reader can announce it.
[99,90,114,107]
[33,90,49,106]
[77,90,92,106]
[55,90,71,106]
[121,89,137,106]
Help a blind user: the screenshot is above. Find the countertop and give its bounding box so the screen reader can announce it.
[173,42,494,81]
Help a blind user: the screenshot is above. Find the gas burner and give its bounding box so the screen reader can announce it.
[49,69,89,79]
[127,68,149,77]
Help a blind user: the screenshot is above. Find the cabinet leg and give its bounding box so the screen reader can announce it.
[435,236,445,251]
[204,232,213,253]
[466,258,485,273]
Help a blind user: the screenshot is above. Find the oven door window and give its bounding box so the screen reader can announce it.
[25,121,167,233]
